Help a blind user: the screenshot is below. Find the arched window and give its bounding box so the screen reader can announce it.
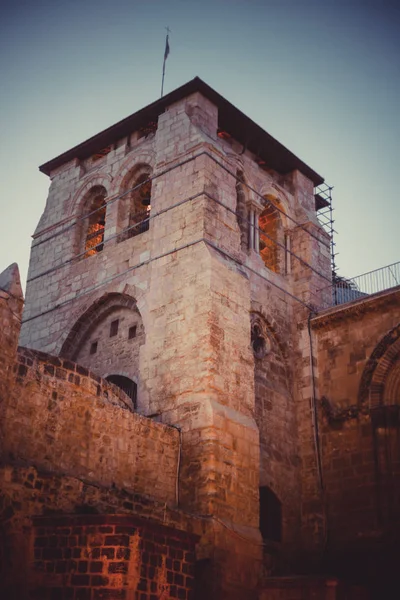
[129,172,151,237]
[259,197,285,273]
[118,166,152,241]
[83,186,107,258]
[259,486,282,543]
[106,375,137,409]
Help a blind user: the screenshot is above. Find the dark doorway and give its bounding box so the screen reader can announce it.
[106,375,137,409]
[259,486,282,543]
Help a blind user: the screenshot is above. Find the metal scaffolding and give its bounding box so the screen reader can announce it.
[314,183,337,283]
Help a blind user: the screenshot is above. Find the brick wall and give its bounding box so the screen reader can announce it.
[0,465,203,599]
[30,515,197,600]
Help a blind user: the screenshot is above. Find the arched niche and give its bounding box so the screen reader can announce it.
[60,293,145,396]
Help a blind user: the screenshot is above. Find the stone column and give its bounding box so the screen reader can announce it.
[249,207,255,251]
[247,198,263,256]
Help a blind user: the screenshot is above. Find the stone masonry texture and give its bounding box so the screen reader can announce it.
[1,78,399,599]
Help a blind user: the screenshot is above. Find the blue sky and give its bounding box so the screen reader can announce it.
[1,0,399,289]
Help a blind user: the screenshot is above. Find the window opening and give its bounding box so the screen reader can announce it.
[110,320,119,337]
[259,201,282,273]
[85,194,106,257]
[128,173,151,238]
[128,325,137,339]
[89,341,98,355]
[259,486,282,543]
[106,375,137,409]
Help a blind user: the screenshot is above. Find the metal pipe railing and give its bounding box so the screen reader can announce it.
[314,261,400,311]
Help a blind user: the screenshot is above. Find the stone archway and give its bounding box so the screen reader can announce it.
[60,293,145,395]
[358,323,400,408]
[60,293,140,360]
[358,323,400,529]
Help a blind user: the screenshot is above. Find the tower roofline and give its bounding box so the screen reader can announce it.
[39,76,324,185]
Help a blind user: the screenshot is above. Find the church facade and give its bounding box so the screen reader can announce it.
[1,78,399,599]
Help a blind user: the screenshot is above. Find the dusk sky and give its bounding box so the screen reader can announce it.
[1,0,399,290]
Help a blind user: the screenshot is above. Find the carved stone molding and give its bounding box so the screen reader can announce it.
[358,322,400,407]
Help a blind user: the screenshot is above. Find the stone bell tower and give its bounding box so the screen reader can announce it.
[21,77,331,598]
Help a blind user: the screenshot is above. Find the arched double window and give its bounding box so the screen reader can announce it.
[118,165,152,241]
[81,186,107,258]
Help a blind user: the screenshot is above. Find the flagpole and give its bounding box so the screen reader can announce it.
[161,48,167,97]
[161,27,171,98]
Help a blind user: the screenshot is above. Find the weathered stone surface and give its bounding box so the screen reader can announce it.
[0,263,23,298]
[2,80,399,599]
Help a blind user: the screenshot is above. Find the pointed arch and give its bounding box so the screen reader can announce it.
[358,323,400,408]
[60,293,141,360]
[250,311,291,393]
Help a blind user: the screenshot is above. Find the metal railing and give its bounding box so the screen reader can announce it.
[314,261,400,312]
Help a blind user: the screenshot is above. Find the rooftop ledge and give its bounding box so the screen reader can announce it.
[39,77,324,185]
[311,283,400,328]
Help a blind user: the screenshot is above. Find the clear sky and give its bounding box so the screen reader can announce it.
[1,0,399,290]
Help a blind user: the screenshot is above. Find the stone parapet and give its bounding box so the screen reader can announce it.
[2,346,179,506]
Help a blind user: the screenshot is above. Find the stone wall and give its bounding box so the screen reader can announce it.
[0,264,24,435]
[0,464,202,600]
[60,293,145,398]
[18,85,336,598]
[0,263,201,599]
[3,346,179,505]
[308,287,400,591]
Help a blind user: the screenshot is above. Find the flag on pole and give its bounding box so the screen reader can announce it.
[161,29,171,97]
[164,34,170,61]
